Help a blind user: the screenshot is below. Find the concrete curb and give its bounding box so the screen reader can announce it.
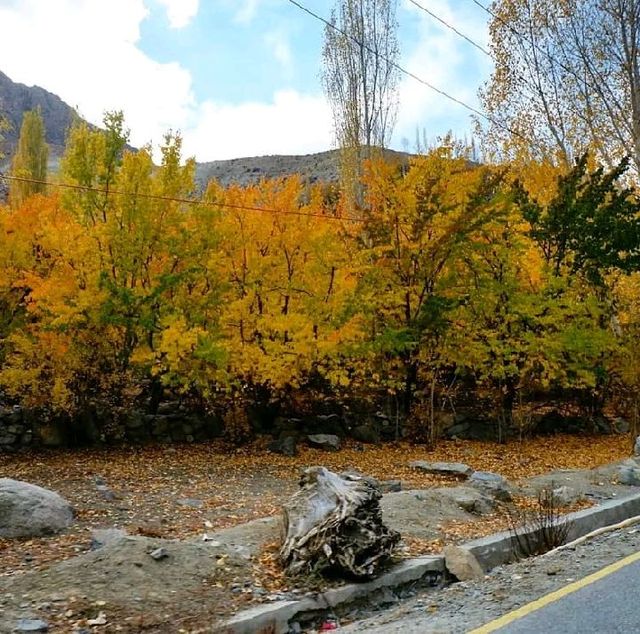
[224,491,640,634]
[463,491,640,572]
[224,556,444,634]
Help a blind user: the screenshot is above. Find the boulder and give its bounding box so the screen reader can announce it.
[380,479,402,493]
[307,434,341,452]
[351,424,380,444]
[444,545,484,581]
[91,527,128,550]
[310,414,346,436]
[469,471,512,501]
[550,485,581,507]
[15,619,49,632]
[436,486,495,515]
[634,435,640,458]
[0,478,73,538]
[409,461,474,478]
[268,435,298,457]
[176,498,203,508]
[619,464,640,486]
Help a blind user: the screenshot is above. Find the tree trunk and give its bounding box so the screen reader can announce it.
[280,467,400,579]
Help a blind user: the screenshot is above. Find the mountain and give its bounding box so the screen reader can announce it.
[0,70,79,171]
[0,70,408,193]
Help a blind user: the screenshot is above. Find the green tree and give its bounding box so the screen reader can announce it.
[9,108,48,207]
[515,154,640,285]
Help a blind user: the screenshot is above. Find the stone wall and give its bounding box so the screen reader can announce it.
[0,405,32,449]
[0,402,224,451]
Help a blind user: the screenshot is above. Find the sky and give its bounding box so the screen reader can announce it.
[0,0,493,162]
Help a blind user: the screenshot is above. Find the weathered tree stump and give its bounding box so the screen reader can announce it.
[280,466,400,579]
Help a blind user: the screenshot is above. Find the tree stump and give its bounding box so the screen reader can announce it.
[280,466,400,579]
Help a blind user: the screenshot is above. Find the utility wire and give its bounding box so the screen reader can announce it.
[410,0,557,110]
[286,0,535,148]
[407,0,490,57]
[0,174,364,223]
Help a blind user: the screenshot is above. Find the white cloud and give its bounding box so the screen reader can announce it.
[183,90,332,160]
[156,0,199,29]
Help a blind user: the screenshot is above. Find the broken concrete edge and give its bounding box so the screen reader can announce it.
[223,491,640,634]
[222,555,444,634]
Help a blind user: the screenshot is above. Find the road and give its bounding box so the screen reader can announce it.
[472,551,640,633]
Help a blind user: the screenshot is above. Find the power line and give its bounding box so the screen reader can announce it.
[407,0,490,58]
[410,0,558,111]
[0,174,364,223]
[286,0,540,150]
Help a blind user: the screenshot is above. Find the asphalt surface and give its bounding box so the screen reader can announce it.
[486,555,640,633]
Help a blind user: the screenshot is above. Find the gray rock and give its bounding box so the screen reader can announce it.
[614,418,630,434]
[437,486,495,515]
[380,480,402,493]
[15,619,49,632]
[307,434,341,451]
[96,484,117,501]
[0,478,73,538]
[268,436,297,457]
[177,498,203,508]
[551,485,581,506]
[90,527,128,550]
[444,545,484,581]
[351,424,380,444]
[634,435,640,457]
[619,464,640,486]
[149,547,169,561]
[409,461,474,478]
[469,471,511,501]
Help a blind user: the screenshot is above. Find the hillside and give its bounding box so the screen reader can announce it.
[194,147,409,188]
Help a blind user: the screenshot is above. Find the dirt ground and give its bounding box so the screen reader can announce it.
[0,434,633,632]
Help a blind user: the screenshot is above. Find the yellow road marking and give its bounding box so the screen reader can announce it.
[468,549,640,633]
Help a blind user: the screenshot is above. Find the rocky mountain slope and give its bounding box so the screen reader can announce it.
[0,70,77,168]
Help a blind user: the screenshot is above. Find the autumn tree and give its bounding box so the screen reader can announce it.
[482,0,640,175]
[9,107,48,207]
[341,146,508,443]
[322,0,400,205]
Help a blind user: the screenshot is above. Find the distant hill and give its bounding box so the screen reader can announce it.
[0,70,409,196]
[194,147,409,189]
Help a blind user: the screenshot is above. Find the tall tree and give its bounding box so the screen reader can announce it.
[322,0,400,203]
[482,0,640,175]
[9,108,48,207]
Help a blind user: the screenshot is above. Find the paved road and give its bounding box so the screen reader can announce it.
[472,551,640,633]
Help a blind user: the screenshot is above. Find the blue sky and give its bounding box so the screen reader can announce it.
[0,0,492,161]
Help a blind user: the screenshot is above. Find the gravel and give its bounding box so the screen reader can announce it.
[339,525,640,633]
